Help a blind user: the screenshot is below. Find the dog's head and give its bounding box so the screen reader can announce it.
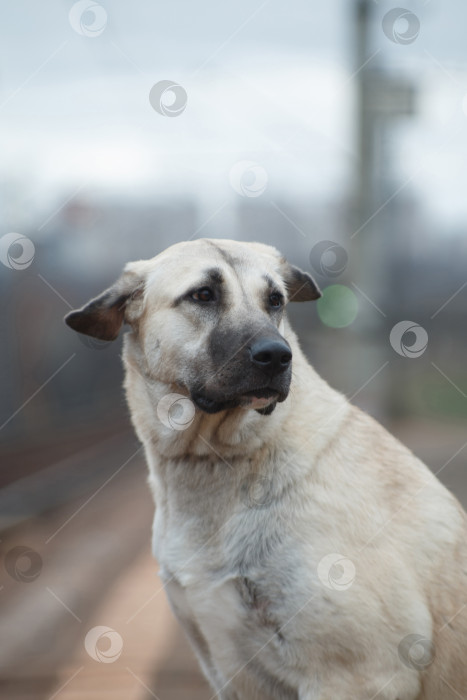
[65,239,320,415]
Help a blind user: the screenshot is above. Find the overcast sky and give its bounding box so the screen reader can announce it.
[1,0,467,229]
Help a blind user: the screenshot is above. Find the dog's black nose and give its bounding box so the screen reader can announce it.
[250,339,292,374]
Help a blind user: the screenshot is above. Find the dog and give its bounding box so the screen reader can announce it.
[66,238,467,699]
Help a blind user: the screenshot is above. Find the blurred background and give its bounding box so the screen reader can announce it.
[1,0,466,698]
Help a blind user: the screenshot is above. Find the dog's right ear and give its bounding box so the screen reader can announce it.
[65,267,144,341]
[281,262,321,302]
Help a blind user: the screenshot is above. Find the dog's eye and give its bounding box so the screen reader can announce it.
[269,292,283,309]
[191,287,214,303]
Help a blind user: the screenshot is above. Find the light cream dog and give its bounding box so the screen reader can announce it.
[66,238,467,700]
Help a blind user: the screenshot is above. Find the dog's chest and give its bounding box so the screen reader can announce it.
[153,497,309,697]
[161,561,303,699]
[150,466,429,700]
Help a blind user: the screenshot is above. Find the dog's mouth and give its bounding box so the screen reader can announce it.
[191,387,284,415]
[238,388,279,410]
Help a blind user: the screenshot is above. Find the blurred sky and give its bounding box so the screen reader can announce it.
[1,0,467,229]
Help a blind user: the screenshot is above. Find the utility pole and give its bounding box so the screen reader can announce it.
[351,0,416,418]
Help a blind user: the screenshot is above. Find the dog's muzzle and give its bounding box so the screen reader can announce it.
[191,334,292,415]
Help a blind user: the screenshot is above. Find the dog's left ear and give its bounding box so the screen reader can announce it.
[282,263,321,302]
[65,267,144,341]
